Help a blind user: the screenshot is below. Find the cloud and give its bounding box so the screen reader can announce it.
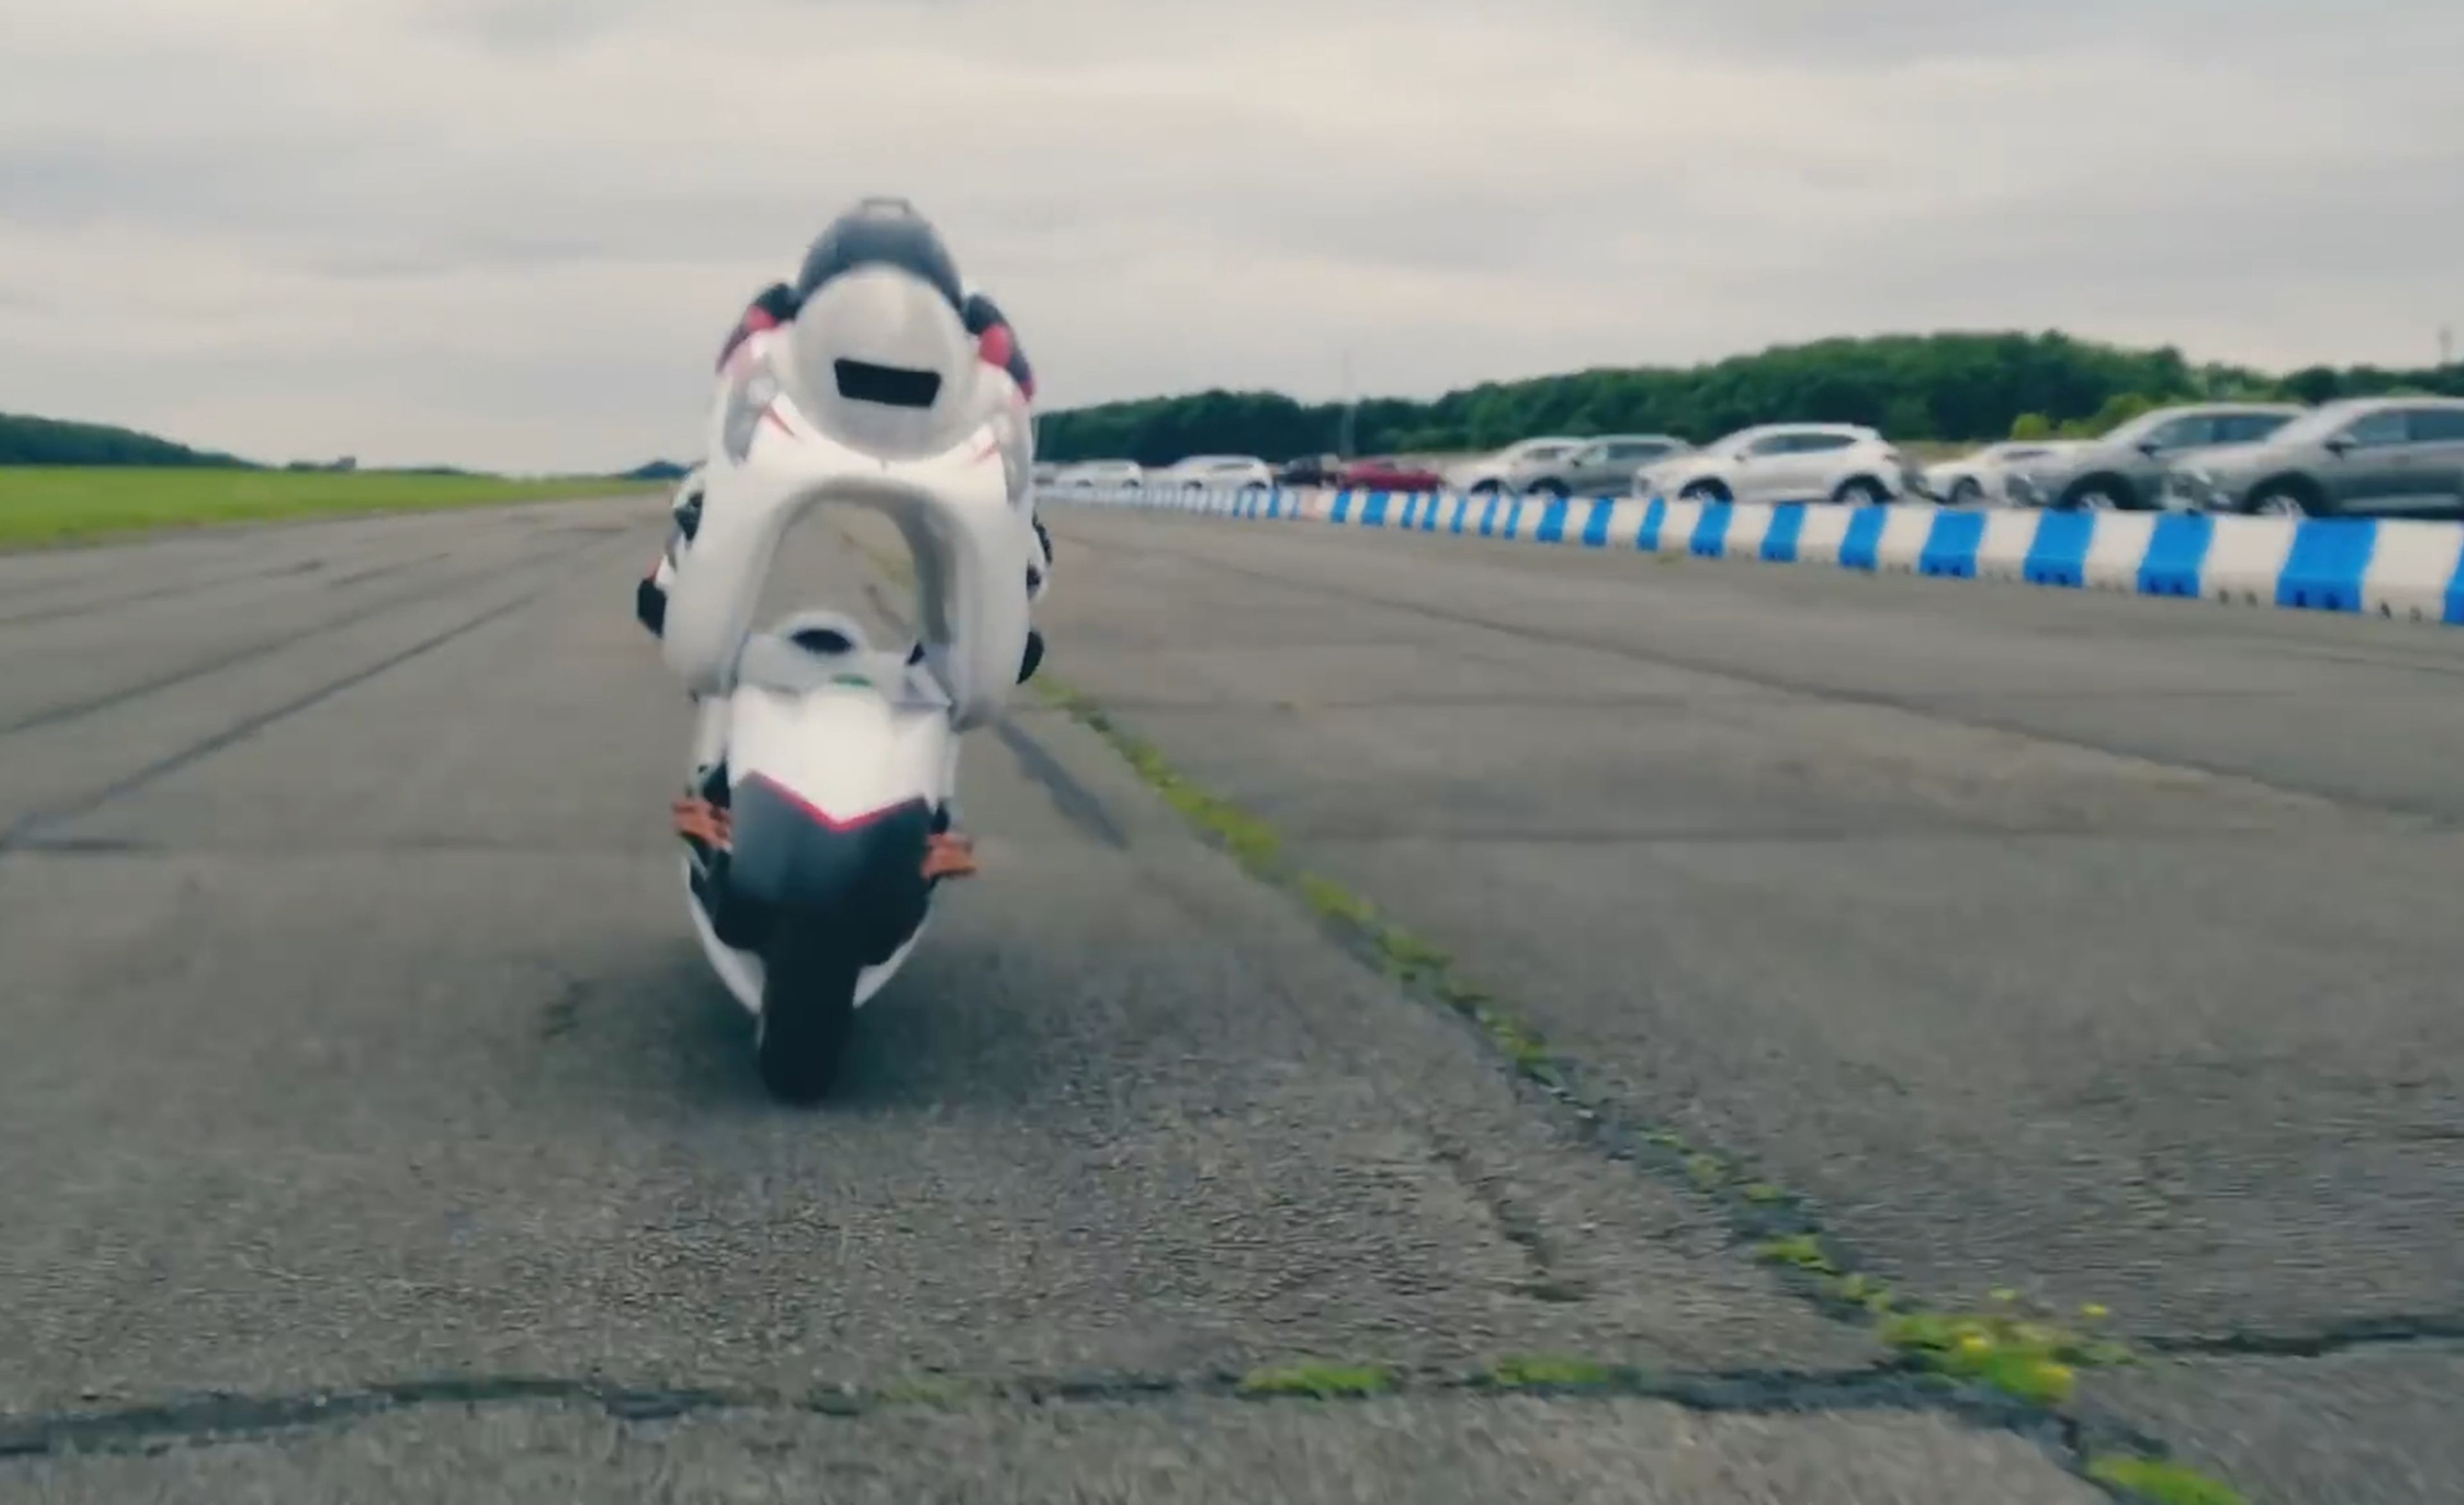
[0,0,2458,470]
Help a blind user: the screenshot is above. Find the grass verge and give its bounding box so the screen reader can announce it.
[0,467,662,548]
[1031,671,2259,1501]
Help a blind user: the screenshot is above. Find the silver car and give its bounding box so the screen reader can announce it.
[1505,435,1693,497]
[2165,396,2464,517]
[2003,403,2304,511]
[1442,437,1584,494]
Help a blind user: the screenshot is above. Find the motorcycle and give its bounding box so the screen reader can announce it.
[656,258,1039,1102]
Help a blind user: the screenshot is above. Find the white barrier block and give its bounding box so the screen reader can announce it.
[1872,504,1942,572]
[1725,503,1775,559]
[2082,511,2158,591]
[2361,520,2464,622]
[1649,498,1703,554]
[1793,503,1855,565]
[1601,500,1652,549]
[1974,509,2042,580]
[2201,515,2298,605]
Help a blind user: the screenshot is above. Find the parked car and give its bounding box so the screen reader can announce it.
[1157,455,1274,493]
[2162,396,2464,517]
[1636,424,1915,505]
[2001,404,2303,512]
[1337,456,1448,491]
[1507,435,1692,497]
[1919,441,2085,506]
[1054,459,1143,489]
[1442,436,1584,494]
[1276,454,1341,487]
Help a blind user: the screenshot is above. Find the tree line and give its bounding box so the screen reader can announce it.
[1034,332,2464,464]
[1,412,253,468]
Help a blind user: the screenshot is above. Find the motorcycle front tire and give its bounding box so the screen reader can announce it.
[754,927,860,1104]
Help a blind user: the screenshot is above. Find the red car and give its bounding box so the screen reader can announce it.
[1335,456,1446,491]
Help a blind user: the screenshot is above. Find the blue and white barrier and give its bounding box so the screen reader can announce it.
[1040,482,2464,627]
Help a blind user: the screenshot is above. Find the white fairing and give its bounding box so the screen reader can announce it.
[662,320,1033,733]
[784,265,987,462]
[728,653,954,827]
[685,615,957,1014]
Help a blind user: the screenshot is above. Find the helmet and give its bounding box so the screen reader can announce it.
[792,196,966,314]
[777,197,984,460]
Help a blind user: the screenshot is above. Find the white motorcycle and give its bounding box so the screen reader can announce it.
[656,257,1040,1102]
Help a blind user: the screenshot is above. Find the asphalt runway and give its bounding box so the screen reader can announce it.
[0,495,2452,1502]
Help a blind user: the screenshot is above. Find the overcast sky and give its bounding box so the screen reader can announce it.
[3,0,2459,472]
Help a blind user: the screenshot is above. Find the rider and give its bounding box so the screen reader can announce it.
[640,198,1051,878]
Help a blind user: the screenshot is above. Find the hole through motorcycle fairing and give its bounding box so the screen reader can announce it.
[833,358,942,409]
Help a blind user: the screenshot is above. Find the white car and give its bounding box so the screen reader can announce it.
[1634,423,1916,506]
[1919,441,2086,507]
[1442,436,1584,494]
[1157,454,1274,493]
[1054,459,1144,489]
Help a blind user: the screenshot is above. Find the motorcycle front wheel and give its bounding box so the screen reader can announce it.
[755,927,861,1103]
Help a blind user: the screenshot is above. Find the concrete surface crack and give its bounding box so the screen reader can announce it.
[1426,1134,1586,1303]
[0,1358,2055,1463]
[2141,1313,2464,1359]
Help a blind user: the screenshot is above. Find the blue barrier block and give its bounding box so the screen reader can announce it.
[2024,511,2094,587]
[1503,498,1529,540]
[1636,498,1669,550]
[1331,491,1355,524]
[1361,491,1391,528]
[2137,513,2212,597]
[1919,510,1987,577]
[2447,543,2464,625]
[1763,504,1807,562]
[1536,497,1571,544]
[1580,499,1616,547]
[1476,495,1502,536]
[1449,497,1471,534]
[2276,518,2375,612]
[1839,507,1891,571]
[1691,501,1734,557]
[1396,495,1417,529]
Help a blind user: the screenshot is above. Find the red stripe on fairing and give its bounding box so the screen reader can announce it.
[974,324,1015,370]
[740,772,922,834]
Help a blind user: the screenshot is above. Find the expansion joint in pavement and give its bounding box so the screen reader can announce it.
[0,1356,2091,1465]
[2141,1314,2464,1360]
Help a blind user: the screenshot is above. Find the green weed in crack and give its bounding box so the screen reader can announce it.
[1236,1361,1397,1400]
[2086,1456,2250,1505]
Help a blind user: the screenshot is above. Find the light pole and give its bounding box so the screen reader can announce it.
[1338,351,1357,459]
